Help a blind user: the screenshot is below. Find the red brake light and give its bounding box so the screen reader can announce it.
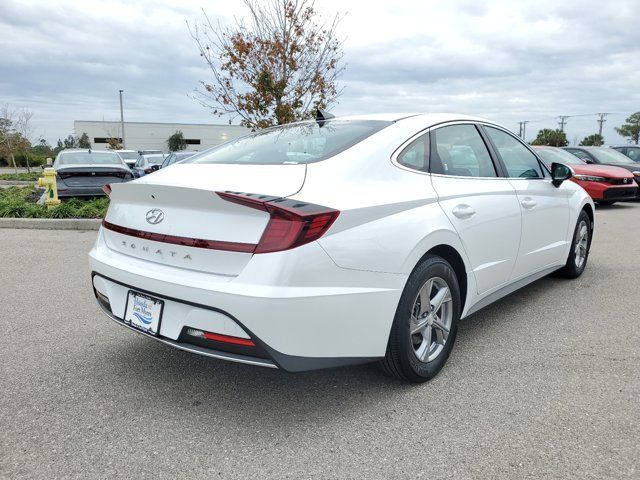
[102,184,112,197]
[216,192,339,253]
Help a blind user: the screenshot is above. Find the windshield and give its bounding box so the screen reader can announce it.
[590,148,636,164]
[58,151,122,166]
[117,152,139,160]
[187,120,392,165]
[535,148,584,166]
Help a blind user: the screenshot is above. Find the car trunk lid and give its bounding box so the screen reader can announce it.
[57,165,130,187]
[102,164,307,276]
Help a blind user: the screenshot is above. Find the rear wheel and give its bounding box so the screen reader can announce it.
[557,210,591,278]
[380,255,461,383]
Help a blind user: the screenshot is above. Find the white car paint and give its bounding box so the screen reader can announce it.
[89,113,594,372]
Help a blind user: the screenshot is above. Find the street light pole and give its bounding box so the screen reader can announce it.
[119,90,126,149]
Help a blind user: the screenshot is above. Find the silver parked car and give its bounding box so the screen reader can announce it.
[131,154,165,178]
[160,151,197,169]
[115,150,140,168]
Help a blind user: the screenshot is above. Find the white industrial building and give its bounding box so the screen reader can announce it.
[73,120,249,152]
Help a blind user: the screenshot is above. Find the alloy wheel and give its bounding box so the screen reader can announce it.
[574,220,589,268]
[410,276,453,363]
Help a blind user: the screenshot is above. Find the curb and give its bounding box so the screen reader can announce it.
[0,218,101,231]
[0,181,35,186]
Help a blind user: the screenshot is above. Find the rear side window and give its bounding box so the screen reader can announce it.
[188,120,392,165]
[485,127,543,178]
[430,124,497,177]
[397,134,428,171]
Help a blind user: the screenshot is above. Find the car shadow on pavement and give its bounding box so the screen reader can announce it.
[84,274,571,430]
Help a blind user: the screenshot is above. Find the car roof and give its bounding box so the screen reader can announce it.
[335,112,492,125]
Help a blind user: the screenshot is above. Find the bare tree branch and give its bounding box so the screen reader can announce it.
[187,0,345,129]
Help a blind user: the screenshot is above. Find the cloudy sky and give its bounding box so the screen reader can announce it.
[1,0,639,145]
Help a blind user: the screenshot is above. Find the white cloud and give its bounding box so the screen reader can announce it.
[0,0,638,144]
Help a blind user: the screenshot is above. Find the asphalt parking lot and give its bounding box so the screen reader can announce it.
[1,204,639,479]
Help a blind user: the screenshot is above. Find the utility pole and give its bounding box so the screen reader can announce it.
[518,121,530,140]
[119,90,126,149]
[596,113,607,137]
[558,116,569,132]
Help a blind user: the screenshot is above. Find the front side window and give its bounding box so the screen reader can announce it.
[397,134,428,171]
[430,124,497,177]
[566,149,595,163]
[188,120,392,165]
[626,147,640,161]
[485,127,543,178]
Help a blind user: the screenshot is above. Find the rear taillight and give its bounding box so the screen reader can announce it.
[217,191,340,254]
[102,184,112,197]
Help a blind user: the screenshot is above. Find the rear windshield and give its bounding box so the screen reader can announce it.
[536,148,584,166]
[58,152,122,165]
[187,120,392,165]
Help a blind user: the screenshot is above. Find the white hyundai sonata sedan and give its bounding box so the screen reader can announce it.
[90,113,594,382]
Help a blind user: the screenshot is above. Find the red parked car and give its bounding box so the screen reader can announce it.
[534,146,638,205]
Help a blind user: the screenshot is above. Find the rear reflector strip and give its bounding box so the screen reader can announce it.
[185,327,255,347]
[102,220,256,253]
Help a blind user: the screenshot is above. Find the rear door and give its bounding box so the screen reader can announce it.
[429,123,522,295]
[483,126,570,279]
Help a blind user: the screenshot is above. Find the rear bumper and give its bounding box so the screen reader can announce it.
[89,228,405,372]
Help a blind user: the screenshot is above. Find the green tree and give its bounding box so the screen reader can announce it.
[77,132,91,149]
[53,139,64,155]
[190,0,345,129]
[63,135,78,149]
[579,133,604,146]
[530,128,569,147]
[614,112,640,144]
[167,130,186,151]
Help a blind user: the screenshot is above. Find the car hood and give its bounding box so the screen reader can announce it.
[571,164,635,178]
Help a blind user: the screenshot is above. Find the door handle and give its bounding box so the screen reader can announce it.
[521,197,537,209]
[452,204,476,219]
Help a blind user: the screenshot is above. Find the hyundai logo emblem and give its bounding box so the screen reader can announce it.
[146,208,165,225]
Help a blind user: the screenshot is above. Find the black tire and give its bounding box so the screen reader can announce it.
[380,255,461,383]
[557,210,592,279]
[597,200,615,206]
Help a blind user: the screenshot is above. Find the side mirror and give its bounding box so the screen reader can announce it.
[150,164,160,172]
[551,162,572,187]
[584,159,594,164]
